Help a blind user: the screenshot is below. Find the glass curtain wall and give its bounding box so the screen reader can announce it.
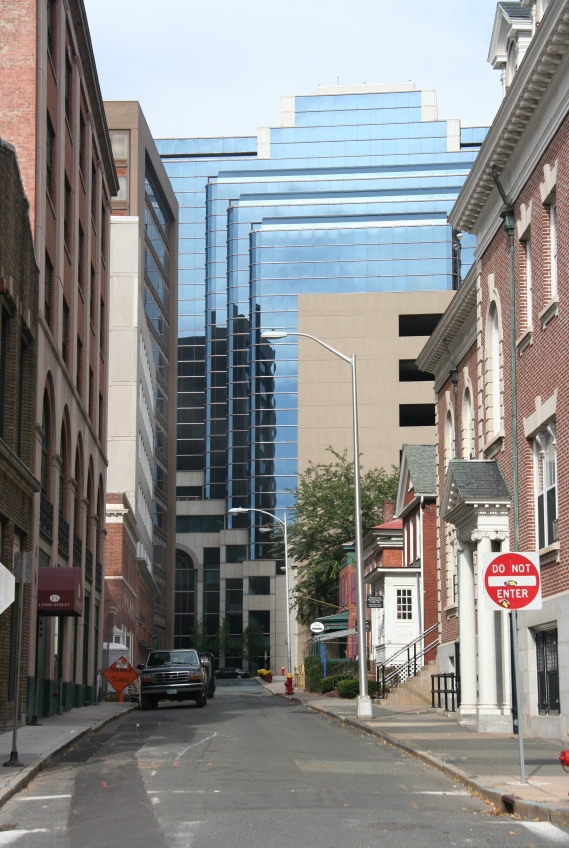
[158,89,484,560]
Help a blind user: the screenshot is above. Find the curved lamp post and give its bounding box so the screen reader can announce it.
[228,506,291,674]
[260,330,373,719]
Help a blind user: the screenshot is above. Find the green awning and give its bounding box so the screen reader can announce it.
[315,612,349,631]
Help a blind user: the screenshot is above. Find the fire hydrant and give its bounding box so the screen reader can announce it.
[285,672,294,695]
[281,666,285,676]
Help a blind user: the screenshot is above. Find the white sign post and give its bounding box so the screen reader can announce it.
[480,551,541,785]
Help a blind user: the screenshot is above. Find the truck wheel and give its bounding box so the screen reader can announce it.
[140,695,151,711]
[195,692,206,708]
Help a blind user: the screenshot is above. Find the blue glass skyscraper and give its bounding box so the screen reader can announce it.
[157,84,486,662]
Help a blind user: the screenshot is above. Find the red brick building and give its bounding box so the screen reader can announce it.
[417,0,569,737]
[0,0,118,719]
[0,139,39,729]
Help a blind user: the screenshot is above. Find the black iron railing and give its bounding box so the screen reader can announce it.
[431,673,460,712]
[58,514,69,559]
[376,622,439,699]
[85,548,93,583]
[40,493,53,542]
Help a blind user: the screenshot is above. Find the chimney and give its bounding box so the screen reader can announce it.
[383,500,396,523]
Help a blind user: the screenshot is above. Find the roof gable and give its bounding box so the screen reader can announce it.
[442,460,511,522]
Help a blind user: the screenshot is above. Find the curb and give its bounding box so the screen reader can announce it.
[0,704,138,811]
[270,691,569,826]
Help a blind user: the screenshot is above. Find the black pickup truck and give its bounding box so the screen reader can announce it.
[138,649,207,710]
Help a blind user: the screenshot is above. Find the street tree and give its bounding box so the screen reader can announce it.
[287,448,398,624]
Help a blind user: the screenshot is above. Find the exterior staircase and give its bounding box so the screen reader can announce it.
[378,658,439,707]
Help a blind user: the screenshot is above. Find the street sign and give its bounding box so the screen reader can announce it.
[480,552,541,611]
[103,656,138,693]
[367,595,383,609]
[310,621,325,634]
[355,620,371,632]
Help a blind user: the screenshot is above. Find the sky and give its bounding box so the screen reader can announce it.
[84,0,504,141]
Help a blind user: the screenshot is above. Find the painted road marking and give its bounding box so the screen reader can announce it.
[521,822,569,843]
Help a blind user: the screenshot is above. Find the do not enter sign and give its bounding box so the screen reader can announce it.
[480,552,541,611]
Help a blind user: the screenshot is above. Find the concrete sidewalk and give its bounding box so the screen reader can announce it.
[0,701,136,808]
[264,675,569,826]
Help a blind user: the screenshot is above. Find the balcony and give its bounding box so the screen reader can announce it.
[40,493,53,542]
[73,534,82,569]
[58,514,69,559]
[85,548,93,583]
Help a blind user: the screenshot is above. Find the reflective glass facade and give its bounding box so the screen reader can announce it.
[158,87,485,557]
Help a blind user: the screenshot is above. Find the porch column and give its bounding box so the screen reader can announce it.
[472,531,498,718]
[457,541,477,722]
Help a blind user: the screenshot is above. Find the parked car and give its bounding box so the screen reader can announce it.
[137,649,207,710]
[214,667,251,679]
[199,651,216,698]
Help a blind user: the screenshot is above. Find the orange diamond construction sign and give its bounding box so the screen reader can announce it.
[103,656,138,693]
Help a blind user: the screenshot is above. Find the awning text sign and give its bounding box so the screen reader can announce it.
[480,552,541,611]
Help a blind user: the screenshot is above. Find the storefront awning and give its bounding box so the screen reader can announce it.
[315,612,349,631]
[38,567,83,616]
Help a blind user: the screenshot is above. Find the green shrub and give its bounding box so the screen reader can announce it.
[321,676,337,693]
[304,655,323,692]
[368,679,379,698]
[337,678,359,698]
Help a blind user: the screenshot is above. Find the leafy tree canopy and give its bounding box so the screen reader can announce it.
[287,448,398,625]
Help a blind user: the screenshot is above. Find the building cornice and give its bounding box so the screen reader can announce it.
[416,269,478,376]
[450,1,569,234]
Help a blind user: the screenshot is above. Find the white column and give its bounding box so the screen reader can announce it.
[473,532,498,716]
[458,542,477,722]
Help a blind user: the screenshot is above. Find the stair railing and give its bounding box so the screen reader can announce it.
[376,622,439,699]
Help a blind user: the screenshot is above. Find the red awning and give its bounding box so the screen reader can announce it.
[37,567,83,616]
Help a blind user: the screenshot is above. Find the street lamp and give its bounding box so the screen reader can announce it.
[228,506,292,674]
[260,330,373,719]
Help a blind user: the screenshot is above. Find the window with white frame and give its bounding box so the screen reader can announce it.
[523,239,533,326]
[463,386,475,459]
[534,422,557,549]
[396,588,413,620]
[488,302,502,434]
[549,203,558,297]
[444,409,454,468]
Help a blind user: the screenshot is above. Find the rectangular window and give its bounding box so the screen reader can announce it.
[549,204,558,296]
[78,225,84,294]
[534,423,557,549]
[0,307,8,439]
[62,298,69,366]
[76,336,82,394]
[64,50,72,124]
[46,118,55,203]
[44,253,53,331]
[536,629,560,715]
[524,240,533,325]
[249,577,270,595]
[396,588,413,620]
[47,0,56,57]
[64,178,72,250]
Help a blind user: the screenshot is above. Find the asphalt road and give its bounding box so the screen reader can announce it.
[0,680,568,847]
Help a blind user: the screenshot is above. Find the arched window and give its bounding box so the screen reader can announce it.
[41,394,51,495]
[59,428,67,516]
[463,386,475,460]
[488,302,502,436]
[444,409,454,469]
[174,548,196,649]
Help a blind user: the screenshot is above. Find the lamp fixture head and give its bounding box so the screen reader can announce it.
[261,330,288,340]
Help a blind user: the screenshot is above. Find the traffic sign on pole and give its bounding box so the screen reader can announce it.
[480,552,541,611]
